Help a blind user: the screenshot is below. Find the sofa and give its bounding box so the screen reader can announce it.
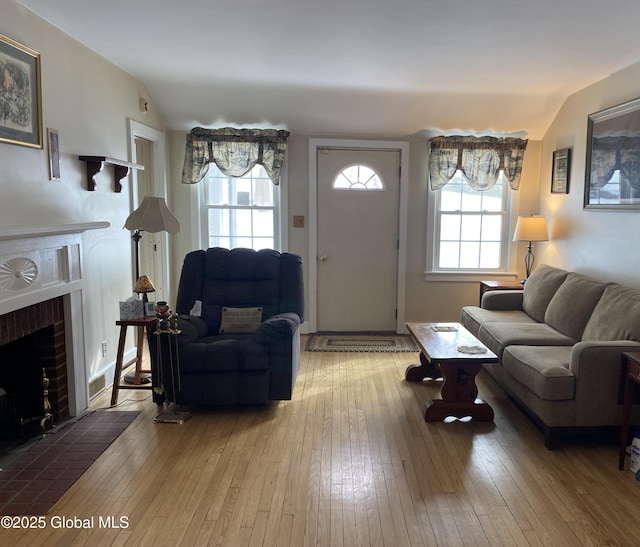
[149,247,304,407]
[461,264,640,448]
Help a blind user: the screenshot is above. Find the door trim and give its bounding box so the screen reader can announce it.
[127,120,172,301]
[308,139,409,333]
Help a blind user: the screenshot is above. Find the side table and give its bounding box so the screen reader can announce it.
[110,316,156,406]
[619,351,640,470]
[479,280,523,305]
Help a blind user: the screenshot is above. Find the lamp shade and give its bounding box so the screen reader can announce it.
[513,215,549,242]
[124,196,181,234]
[133,275,155,295]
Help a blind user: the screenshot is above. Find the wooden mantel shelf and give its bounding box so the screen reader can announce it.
[79,156,144,192]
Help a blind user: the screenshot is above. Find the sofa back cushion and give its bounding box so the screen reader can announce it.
[544,273,608,339]
[522,265,569,322]
[582,284,640,341]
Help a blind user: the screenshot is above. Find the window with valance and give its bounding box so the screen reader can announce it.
[181,127,290,186]
[429,136,528,191]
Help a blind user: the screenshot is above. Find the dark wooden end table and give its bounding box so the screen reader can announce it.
[479,280,523,305]
[405,322,499,422]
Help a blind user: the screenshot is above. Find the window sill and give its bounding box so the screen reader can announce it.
[423,271,519,283]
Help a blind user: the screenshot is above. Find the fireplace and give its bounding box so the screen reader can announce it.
[0,297,68,436]
[0,222,109,420]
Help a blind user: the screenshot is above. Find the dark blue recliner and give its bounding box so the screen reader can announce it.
[149,247,304,406]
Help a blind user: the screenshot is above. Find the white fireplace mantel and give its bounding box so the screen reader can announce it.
[0,221,110,416]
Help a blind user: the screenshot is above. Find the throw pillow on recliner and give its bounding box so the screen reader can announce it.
[219,307,263,333]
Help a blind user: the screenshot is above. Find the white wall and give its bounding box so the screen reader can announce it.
[1,0,166,395]
[537,60,640,287]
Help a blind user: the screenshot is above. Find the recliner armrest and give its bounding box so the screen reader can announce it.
[149,315,209,346]
[255,312,301,343]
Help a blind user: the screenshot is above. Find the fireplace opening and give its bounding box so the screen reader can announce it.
[0,297,69,446]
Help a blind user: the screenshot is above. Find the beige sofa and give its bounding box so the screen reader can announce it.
[461,264,640,448]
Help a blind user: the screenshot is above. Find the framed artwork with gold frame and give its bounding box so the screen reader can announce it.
[0,33,43,148]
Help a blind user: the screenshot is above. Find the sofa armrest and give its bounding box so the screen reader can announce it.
[255,312,301,344]
[569,340,640,423]
[481,290,524,310]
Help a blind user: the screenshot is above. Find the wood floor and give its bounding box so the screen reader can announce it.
[3,342,640,546]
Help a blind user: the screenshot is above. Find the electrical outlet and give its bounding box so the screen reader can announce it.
[101,340,107,357]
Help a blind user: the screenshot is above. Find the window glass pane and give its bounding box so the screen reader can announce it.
[440,214,461,240]
[479,242,501,268]
[233,237,253,249]
[441,185,461,211]
[253,178,274,206]
[481,215,502,241]
[208,209,230,236]
[206,176,231,205]
[253,210,274,237]
[460,215,481,240]
[481,183,504,212]
[439,242,460,268]
[333,164,384,190]
[461,184,482,211]
[210,236,230,249]
[460,242,480,268]
[234,209,252,237]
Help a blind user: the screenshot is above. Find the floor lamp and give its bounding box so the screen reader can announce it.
[513,215,549,283]
[124,196,181,283]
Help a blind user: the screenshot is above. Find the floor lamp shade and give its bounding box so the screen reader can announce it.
[124,196,181,281]
[513,215,549,280]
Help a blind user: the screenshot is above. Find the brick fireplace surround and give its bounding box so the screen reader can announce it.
[0,222,109,418]
[0,297,69,423]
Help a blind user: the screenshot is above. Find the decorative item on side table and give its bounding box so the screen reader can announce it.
[512,215,549,283]
[153,301,190,424]
[133,274,155,307]
[124,196,181,281]
[551,148,570,194]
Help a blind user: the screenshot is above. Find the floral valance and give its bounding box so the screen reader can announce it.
[429,136,528,191]
[182,127,290,186]
[590,136,640,190]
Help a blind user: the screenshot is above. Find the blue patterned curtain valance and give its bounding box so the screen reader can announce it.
[590,136,640,190]
[182,127,290,186]
[429,135,528,191]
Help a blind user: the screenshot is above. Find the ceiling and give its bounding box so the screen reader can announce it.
[16,0,640,139]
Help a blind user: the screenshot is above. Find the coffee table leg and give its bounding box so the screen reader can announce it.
[423,362,494,422]
[405,352,443,382]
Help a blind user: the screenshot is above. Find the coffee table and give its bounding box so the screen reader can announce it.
[405,322,498,422]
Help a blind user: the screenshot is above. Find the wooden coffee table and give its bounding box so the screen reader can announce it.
[405,322,498,422]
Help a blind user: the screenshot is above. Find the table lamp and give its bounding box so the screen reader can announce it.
[133,275,155,308]
[513,215,549,282]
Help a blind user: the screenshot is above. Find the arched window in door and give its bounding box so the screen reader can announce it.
[333,164,385,190]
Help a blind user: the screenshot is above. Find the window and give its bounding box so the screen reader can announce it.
[203,163,278,250]
[433,170,510,271]
[333,164,384,190]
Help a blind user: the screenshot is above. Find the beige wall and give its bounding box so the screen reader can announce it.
[167,132,542,326]
[537,61,640,288]
[1,0,165,390]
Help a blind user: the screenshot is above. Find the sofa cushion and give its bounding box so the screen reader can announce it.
[478,322,576,358]
[461,306,536,338]
[502,345,575,401]
[544,273,608,340]
[522,265,569,322]
[582,284,640,341]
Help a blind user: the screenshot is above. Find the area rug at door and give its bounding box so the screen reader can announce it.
[305,331,419,352]
[0,410,140,516]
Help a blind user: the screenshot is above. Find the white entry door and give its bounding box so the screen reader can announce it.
[317,148,400,331]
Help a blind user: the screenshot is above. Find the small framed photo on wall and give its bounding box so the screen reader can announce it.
[47,128,61,180]
[551,148,570,194]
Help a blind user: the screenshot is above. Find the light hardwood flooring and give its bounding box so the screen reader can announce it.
[3,341,640,546]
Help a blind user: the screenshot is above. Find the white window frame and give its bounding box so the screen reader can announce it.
[425,170,519,282]
[190,159,288,252]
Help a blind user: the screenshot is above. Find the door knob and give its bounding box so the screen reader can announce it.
[319,255,328,262]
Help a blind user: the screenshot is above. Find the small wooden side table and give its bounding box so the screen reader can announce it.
[619,352,640,470]
[110,317,156,406]
[479,280,523,305]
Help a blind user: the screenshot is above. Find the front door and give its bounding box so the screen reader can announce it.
[316,148,400,331]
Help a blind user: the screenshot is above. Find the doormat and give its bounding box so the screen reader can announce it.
[305,331,419,352]
[0,410,140,516]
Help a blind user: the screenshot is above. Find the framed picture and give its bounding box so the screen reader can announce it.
[144,301,156,316]
[47,128,60,180]
[0,34,42,148]
[584,97,640,210]
[551,148,570,194]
